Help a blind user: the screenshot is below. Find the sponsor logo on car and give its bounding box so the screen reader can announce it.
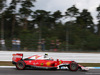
[41,63,44,66]
[46,62,51,66]
[59,61,62,64]
[13,55,22,58]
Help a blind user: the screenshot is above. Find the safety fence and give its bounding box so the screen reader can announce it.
[1,39,100,52]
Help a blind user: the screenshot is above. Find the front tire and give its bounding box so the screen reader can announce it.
[16,60,25,70]
[69,62,78,71]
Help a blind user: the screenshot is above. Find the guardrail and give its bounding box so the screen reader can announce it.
[0,51,100,63]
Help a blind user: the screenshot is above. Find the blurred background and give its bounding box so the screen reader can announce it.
[0,0,100,52]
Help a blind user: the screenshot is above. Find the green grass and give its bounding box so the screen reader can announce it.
[0,61,100,67]
[79,63,100,67]
[0,61,13,66]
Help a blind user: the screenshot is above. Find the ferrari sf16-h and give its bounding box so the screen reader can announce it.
[12,53,89,71]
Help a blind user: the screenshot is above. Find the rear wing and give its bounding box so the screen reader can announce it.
[12,53,23,63]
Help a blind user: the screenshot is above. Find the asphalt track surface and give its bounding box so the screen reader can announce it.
[0,68,100,75]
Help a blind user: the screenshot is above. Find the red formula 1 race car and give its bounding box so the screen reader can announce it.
[12,53,89,71]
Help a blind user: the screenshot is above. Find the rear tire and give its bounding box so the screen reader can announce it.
[69,62,78,71]
[16,60,25,70]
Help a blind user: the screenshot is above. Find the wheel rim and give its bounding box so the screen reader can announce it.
[17,61,25,69]
[70,62,78,71]
[71,63,77,70]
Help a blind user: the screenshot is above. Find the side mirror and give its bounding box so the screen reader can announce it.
[57,59,59,62]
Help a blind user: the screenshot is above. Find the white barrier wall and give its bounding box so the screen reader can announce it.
[0,51,100,63]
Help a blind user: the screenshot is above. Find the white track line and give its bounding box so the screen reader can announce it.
[0,66,15,68]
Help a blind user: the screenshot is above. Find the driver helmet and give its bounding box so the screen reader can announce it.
[44,53,48,58]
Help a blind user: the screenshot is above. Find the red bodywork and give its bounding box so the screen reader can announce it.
[12,53,89,71]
